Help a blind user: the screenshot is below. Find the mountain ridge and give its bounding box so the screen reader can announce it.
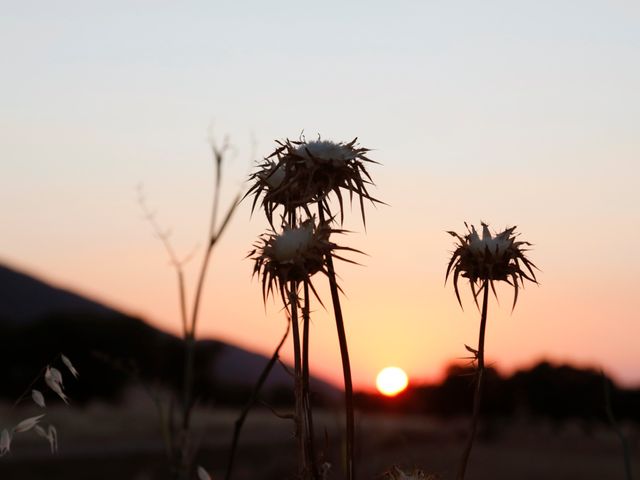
[0,260,121,324]
[0,260,340,403]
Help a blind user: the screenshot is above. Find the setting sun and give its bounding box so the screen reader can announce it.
[376,367,409,397]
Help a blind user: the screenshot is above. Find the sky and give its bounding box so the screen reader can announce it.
[2,1,639,391]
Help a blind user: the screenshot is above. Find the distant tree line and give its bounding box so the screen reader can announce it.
[355,363,640,423]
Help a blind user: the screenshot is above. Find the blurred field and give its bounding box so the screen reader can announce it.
[1,400,638,480]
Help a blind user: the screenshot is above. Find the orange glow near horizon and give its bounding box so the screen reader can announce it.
[376,367,409,397]
[2,1,640,395]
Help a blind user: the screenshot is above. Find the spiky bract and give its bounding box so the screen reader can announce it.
[246,137,378,225]
[446,222,537,309]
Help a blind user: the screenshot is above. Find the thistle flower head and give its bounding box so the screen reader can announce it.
[270,220,315,263]
[446,222,537,309]
[246,136,378,225]
[250,217,360,303]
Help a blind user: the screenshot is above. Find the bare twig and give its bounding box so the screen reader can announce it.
[137,185,192,337]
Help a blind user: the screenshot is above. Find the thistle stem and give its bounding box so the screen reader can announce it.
[289,285,306,477]
[302,280,319,479]
[318,203,355,480]
[457,280,490,480]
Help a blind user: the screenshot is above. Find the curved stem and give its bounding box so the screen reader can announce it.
[225,321,290,480]
[457,280,490,480]
[318,203,355,480]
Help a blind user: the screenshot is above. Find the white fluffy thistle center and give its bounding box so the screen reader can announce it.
[271,223,314,262]
[468,224,511,257]
[294,140,356,166]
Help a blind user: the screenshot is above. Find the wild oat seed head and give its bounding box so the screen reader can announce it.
[246,137,379,225]
[446,222,537,309]
[44,366,69,404]
[249,217,360,303]
[0,429,11,457]
[13,414,45,433]
[31,389,46,408]
[35,424,58,454]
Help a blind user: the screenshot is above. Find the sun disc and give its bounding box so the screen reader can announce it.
[376,367,409,397]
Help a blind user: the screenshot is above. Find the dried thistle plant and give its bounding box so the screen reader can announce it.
[243,135,379,480]
[247,215,361,480]
[446,222,538,480]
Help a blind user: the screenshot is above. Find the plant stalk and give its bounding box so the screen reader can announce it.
[289,285,307,477]
[182,241,214,422]
[302,280,319,479]
[457,280,490,480]
[318,202,355,480]
[177,143,230,479]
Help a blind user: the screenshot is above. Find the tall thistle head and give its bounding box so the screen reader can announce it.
[250,217,359,304]
[446,222,537,309]
[246,137,378,226]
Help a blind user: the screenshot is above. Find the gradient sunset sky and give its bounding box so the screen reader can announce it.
[2,1,639,391]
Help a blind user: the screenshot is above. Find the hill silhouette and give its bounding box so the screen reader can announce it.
[0,262,119,323]
[0,261,338,406]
